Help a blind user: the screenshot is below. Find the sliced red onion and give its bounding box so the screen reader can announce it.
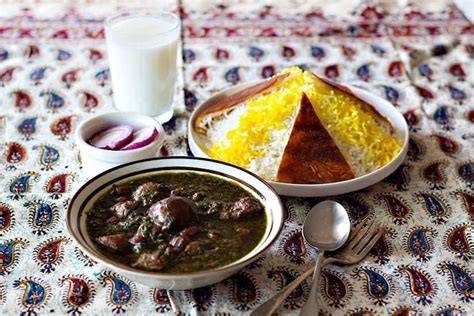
[120,127,159,151]
[88,125,134,150]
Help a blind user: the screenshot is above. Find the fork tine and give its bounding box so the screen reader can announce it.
[352,224,380,253]
[347,218,374,243]
[347,220,375,249]
[353,226,384,255]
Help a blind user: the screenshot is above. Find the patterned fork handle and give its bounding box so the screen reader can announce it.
[249,257,336,316]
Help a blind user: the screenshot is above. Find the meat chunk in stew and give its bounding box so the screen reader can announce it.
[132,251,167,271]
[110,200,139,219]
[132,182,170,206]
[111,186,133,197]
[148,196,196,230]
[96,234,129,252]
[220,197,263,220]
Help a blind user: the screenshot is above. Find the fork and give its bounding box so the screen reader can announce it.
[251,219,384,316]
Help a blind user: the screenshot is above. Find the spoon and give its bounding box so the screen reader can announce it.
[299,200,350,316]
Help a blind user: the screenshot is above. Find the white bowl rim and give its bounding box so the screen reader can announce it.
[187,79,409,196]
[74,111,166,156]
[66,156,285,279]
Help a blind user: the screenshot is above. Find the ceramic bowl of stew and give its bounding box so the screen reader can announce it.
[66,157,284,289]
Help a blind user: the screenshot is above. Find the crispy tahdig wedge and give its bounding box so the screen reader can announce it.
[275,93,354,184]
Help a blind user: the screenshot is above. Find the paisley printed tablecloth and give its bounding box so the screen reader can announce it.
[0,1,473,315]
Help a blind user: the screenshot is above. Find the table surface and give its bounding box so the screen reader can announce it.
[0,1,473,315]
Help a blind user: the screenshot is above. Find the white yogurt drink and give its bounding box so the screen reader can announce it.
[105,11,180,122]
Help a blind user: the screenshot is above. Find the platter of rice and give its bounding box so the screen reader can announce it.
[188,67,408,197]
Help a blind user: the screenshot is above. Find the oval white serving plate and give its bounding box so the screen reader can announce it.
[188,81,409,197]
[66,157,284,289]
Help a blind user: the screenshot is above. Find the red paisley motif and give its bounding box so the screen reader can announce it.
[398,267,433,298]
[81,92,99,111]
[12,91,32,110]
[415,86,434,101]
[6,142,26,164]
[193,67,208,82]
[468,110,474,123]
[447,225,471,257]
[403,110,420,128]
[38,239,63,264]
[89,48,103,62]
[65,278,90,307]
[325,64,339,79]
[51,116,73,138]
[433,135,459,154]
[388,61,404,77]
[422,162,445,186]
[0,204,12,233]
[283,231,306,260]
[230,273,258,309]
[46,174,69,194]
[455,192,474,220]
[322,270,347,300]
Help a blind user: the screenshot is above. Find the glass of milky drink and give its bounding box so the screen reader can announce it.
[105,10,180,123]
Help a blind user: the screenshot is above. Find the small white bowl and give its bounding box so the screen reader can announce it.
[66,157,284,289]
[75,112,165,177]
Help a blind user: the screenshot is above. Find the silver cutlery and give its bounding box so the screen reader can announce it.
[251,218,384,316]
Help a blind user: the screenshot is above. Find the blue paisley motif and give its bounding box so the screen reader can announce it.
[24,200,56,235]
[383,85,399,104]
[419,193,448,223]
[23,280,46,306]
[184,89,198,111]
[357,64,370,81]
[0,47,8,61]
[39,145,60,170]
[33,203,52,228]
[182,48,195,63]
[57,49,71,61]
[30,67,47,83]
[310,46,325,60]
[344,197,370,222]
[9,173,37,199]
[189,286,214,311]
[110,278,131,303]
[434,106,450,129]
[458,163,473,188]
[100,273,135,313]
[440,263,474,302]
[249,46,264,60]
[13,277,50,315]
[371,44,385,56]
[355,268,391,305]
[43,92,65,111]
[95,69,110,86]
[418,63,433,79]
[225,67,240,84]
[449,86,465,103]
[18,117,37,140]
[408,228,431,261]
[364,270,389,298]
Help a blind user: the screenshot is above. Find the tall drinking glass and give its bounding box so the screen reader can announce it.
[105,10,180,123]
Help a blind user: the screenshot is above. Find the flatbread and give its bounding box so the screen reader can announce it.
[275,93,354,184]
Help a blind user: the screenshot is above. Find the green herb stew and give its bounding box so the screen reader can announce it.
[87,172,267,273]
